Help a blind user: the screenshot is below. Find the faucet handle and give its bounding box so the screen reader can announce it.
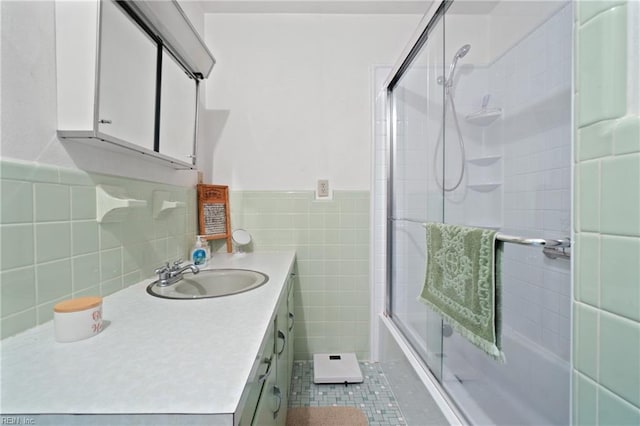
[154,263,170,275]
[171,259,183,270]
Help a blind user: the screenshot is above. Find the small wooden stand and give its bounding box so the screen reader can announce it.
[197,184,232,253]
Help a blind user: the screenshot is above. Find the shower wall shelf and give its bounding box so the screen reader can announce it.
[467,155,502,166]
[465,108,502,126]
[467,183,502,192]
[96,184,147,223]
[152,191,185,218]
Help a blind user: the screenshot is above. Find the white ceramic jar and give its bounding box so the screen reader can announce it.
[54,296,103,342]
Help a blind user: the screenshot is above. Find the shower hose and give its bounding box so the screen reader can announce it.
[433,89,466,192]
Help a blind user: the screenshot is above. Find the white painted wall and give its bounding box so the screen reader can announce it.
[203,13,422,190]
[0,1,203,187]
[179,0,205,36]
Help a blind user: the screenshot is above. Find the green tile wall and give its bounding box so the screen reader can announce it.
[227,191,370,361]
[0,159,197,339]
[574,1,640,423]
[577,3,628,127]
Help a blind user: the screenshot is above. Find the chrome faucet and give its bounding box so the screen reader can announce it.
[154,260,199,287]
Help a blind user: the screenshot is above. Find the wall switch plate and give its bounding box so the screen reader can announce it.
[316,179,330,199]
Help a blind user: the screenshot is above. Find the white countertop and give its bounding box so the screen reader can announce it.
[1,252,295,419]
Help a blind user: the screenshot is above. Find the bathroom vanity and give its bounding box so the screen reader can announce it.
[0,252,296,426]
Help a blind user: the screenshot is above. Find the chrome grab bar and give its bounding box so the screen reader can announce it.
[388,217,571,257]
[494,233,570,248]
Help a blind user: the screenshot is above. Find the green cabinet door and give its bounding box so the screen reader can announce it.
[274,286,289,426]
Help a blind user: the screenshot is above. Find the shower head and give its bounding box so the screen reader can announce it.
[445,44,471,87]
[455,44,471,59]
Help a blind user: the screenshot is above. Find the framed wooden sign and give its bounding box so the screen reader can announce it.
[197,184,232,252]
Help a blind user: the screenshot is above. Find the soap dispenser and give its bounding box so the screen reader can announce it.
[191,236,208,266]
[203,238,212,262]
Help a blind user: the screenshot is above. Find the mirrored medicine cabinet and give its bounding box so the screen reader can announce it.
[56,0,214,169]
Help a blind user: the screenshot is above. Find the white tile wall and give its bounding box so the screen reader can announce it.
[371,66,391,360]
[495,3,573,362]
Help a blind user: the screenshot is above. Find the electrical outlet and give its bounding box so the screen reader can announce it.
[317,179,330,198]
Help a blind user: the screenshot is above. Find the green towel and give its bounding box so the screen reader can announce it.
[418,223,504,361]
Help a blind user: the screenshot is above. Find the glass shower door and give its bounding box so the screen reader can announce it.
[438,2,573,425]
[388,5,446,381]
[386,1,573,425]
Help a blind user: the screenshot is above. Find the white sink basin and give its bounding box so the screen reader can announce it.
[147,269,269,299]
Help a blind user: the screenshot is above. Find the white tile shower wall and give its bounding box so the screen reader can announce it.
[446,68,496,228]
[488,2,573,361]
[228,191,370,361]
[0,159,197,339]
[436,6,573,423]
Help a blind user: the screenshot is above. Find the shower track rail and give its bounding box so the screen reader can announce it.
[389,217,571,259]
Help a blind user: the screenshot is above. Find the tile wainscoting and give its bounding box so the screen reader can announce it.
[228,190,371,360]
[0,159,196,338]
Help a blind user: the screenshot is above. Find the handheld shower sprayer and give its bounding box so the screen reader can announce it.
[439,44,471,89]
[434,44,471,192]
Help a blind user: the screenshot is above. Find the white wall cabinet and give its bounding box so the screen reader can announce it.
[55,0,213,170]
[98,0,157,151]
[159,50,198,162]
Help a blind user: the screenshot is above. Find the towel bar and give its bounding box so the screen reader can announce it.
[388,218,572,255]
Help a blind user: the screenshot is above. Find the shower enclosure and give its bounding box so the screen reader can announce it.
[381,1,573,424]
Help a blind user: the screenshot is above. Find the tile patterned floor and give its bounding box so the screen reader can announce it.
[288,361,408,426]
